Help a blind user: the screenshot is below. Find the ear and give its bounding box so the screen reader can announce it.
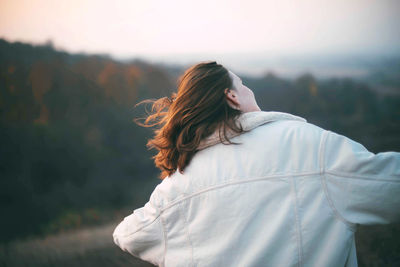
[224,88,240,109]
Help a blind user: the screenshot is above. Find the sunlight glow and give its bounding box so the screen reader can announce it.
[0,0,399,58]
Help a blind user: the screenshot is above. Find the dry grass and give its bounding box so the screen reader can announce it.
[0,221,154,267]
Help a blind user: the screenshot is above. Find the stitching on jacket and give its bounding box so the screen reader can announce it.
[160,215,167,267]
[115,172,321,238]
[290,176,303,267]
[161,171,320,212]
[319,130,357,232]
[114,216,159,237]
[178,201,194,267]
[326,170,400,183]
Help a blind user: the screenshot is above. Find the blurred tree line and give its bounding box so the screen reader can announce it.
[0,38,399,251]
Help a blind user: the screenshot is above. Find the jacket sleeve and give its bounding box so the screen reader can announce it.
[113,184,165,266]
[322,130,400,226]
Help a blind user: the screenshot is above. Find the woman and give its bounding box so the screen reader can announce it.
[113,61,400,267]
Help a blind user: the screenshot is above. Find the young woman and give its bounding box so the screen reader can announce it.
[113,61,400,267]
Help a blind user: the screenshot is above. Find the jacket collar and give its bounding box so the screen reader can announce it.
[197,111,307,150]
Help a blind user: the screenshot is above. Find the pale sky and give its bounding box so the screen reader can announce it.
[0,0,399,65]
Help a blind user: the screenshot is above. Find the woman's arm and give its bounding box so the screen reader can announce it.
[113,185,165,266]
[321,129,400,227]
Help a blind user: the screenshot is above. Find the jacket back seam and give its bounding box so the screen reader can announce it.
[160,215,167,267]
[161,171,321,213]
[114,172,321,238]
[290,176,304,267]
[178,201,194,267]
[319,130,357,232]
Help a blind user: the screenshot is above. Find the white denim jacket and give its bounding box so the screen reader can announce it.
[113,111,400,267]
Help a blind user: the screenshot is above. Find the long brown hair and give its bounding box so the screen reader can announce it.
[135,61,244,179]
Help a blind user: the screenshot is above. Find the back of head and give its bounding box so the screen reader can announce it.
[136,61,243,179]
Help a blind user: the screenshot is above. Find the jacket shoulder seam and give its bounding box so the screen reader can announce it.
[320,130,357,232]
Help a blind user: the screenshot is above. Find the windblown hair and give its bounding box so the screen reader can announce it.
[135,61,244,179]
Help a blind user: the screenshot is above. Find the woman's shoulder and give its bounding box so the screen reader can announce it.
[150,170,195,209]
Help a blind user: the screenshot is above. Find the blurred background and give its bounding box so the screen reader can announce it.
[0,0,399,266]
